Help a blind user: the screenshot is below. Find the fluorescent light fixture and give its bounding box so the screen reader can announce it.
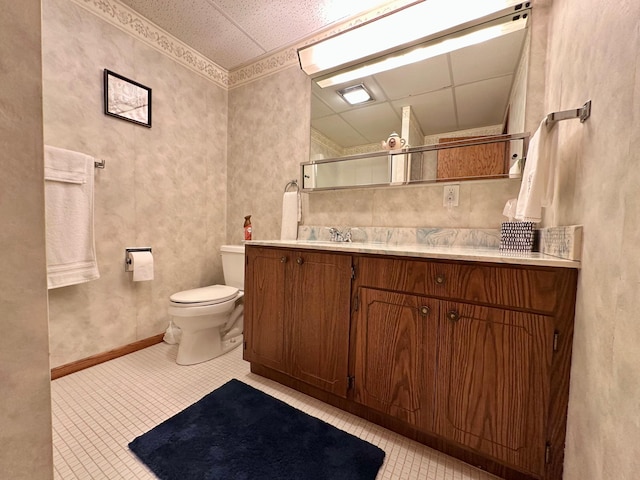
[298,0,530,77]
[337,84,374,105]
[317,14,528,88]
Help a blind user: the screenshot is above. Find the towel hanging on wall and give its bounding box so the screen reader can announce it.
[515,119,554,222]
[44,145,100,288]
[280,191,301,240]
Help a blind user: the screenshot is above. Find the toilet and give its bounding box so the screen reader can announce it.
[168,245,245,365]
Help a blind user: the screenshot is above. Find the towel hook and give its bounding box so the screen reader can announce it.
[284,180,299,193]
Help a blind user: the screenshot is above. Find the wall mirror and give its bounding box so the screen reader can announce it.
[103,69,152,128]
[306,7,531,191]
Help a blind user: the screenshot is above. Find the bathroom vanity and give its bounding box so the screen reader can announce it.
[243,241,579,480]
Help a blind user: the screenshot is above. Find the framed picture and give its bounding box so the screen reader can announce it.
[103,69,152,127]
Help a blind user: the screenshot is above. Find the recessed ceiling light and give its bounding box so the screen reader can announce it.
[337,84,374,105]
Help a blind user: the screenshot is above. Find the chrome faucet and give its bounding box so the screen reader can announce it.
[329,227,352,242]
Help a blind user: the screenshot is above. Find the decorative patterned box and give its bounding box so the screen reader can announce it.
[500,222,535,252]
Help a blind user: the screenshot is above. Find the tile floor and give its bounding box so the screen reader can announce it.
[51,342,500,480]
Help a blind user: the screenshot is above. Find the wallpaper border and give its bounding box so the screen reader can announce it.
[67,0,417,90]
[68,0,229,88]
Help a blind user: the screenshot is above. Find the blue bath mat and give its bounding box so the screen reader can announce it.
[129,379,385,480]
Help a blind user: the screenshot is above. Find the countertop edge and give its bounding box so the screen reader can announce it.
[245,240,581,269]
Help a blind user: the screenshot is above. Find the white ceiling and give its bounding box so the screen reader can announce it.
[117,0,398,70]
[117,0,528,149]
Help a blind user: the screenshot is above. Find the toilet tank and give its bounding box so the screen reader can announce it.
[220,245,245,289]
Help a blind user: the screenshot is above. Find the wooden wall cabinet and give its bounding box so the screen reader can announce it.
[244,245,578,480]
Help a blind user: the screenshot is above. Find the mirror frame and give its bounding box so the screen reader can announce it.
[103,69,152,128]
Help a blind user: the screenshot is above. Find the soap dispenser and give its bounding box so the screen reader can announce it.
[243,215,252,241]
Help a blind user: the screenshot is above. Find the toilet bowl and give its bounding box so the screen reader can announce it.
[168,245,245,365]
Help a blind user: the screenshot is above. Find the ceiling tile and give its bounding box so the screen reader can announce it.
[393,89,458,136]
[119,0,269,68]
[312,114,369,148]
[449,29,526,85]
[340,102,401,144]
[214,0,392,54]
[120,0,395,69]
[454,76,514,129]
[310,93,334,120]
[374,54,452,100]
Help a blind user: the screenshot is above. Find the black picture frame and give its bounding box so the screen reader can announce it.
[103,69,152,127]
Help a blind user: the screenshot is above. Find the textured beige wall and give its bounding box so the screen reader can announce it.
[0,1,54,478]
[227,66,311,241]
[543,0,640,478]
[43,0,229,367]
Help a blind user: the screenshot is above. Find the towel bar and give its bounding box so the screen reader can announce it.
[94,159,106,169]
[545,100,591,128]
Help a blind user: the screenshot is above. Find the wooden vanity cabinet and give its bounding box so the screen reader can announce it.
[353,255,577,480]
[245,245,578,480]
[244,246,352,397]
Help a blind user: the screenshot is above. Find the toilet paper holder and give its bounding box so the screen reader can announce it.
[125,247,152,272]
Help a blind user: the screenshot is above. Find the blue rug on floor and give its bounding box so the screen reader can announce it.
[129,379,385,480]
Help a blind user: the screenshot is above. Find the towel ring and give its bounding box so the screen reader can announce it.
[284,180,299,193]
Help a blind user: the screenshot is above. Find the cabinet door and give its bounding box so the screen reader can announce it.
[244,247,288,373]
[288,251,352,397]
[434,301,553,476]
[353,287,437,431]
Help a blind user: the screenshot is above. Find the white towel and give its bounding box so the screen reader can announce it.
[45,145,100,288]
[280,192,300,240]
[515,119,554,222]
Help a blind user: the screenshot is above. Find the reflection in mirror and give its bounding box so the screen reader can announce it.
[302,134,528,192]
[103,69,152,127]
[308,9,531,189]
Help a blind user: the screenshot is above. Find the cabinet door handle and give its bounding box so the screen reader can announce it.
[447,310,460,322]
[296,257,304,265]
[419,306,430,317]
[280,256,288,263]
[435,273,446,285]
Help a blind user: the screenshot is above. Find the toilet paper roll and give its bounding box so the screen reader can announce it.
[129,251,154,281]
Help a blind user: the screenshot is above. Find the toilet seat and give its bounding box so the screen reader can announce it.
[170,285,239,308]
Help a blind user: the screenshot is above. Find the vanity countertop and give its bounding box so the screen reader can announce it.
[246,240,581,269]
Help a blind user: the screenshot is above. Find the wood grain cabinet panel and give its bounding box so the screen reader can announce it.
[244,246,352,398]
[357,256,564,313]
[353,288,437,432]
[289,251,352,396]
[244,247,287,373]
[434,301,553,476]
[437,137,508,179]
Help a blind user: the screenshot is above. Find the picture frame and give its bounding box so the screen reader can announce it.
[103,69,152,127]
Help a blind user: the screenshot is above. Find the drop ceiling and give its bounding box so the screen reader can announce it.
[116,0,527,148]
[117,0,399,70]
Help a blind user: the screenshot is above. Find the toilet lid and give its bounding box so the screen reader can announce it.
[170,285,239,305]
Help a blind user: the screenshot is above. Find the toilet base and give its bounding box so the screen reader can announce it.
[176,326,243,365]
